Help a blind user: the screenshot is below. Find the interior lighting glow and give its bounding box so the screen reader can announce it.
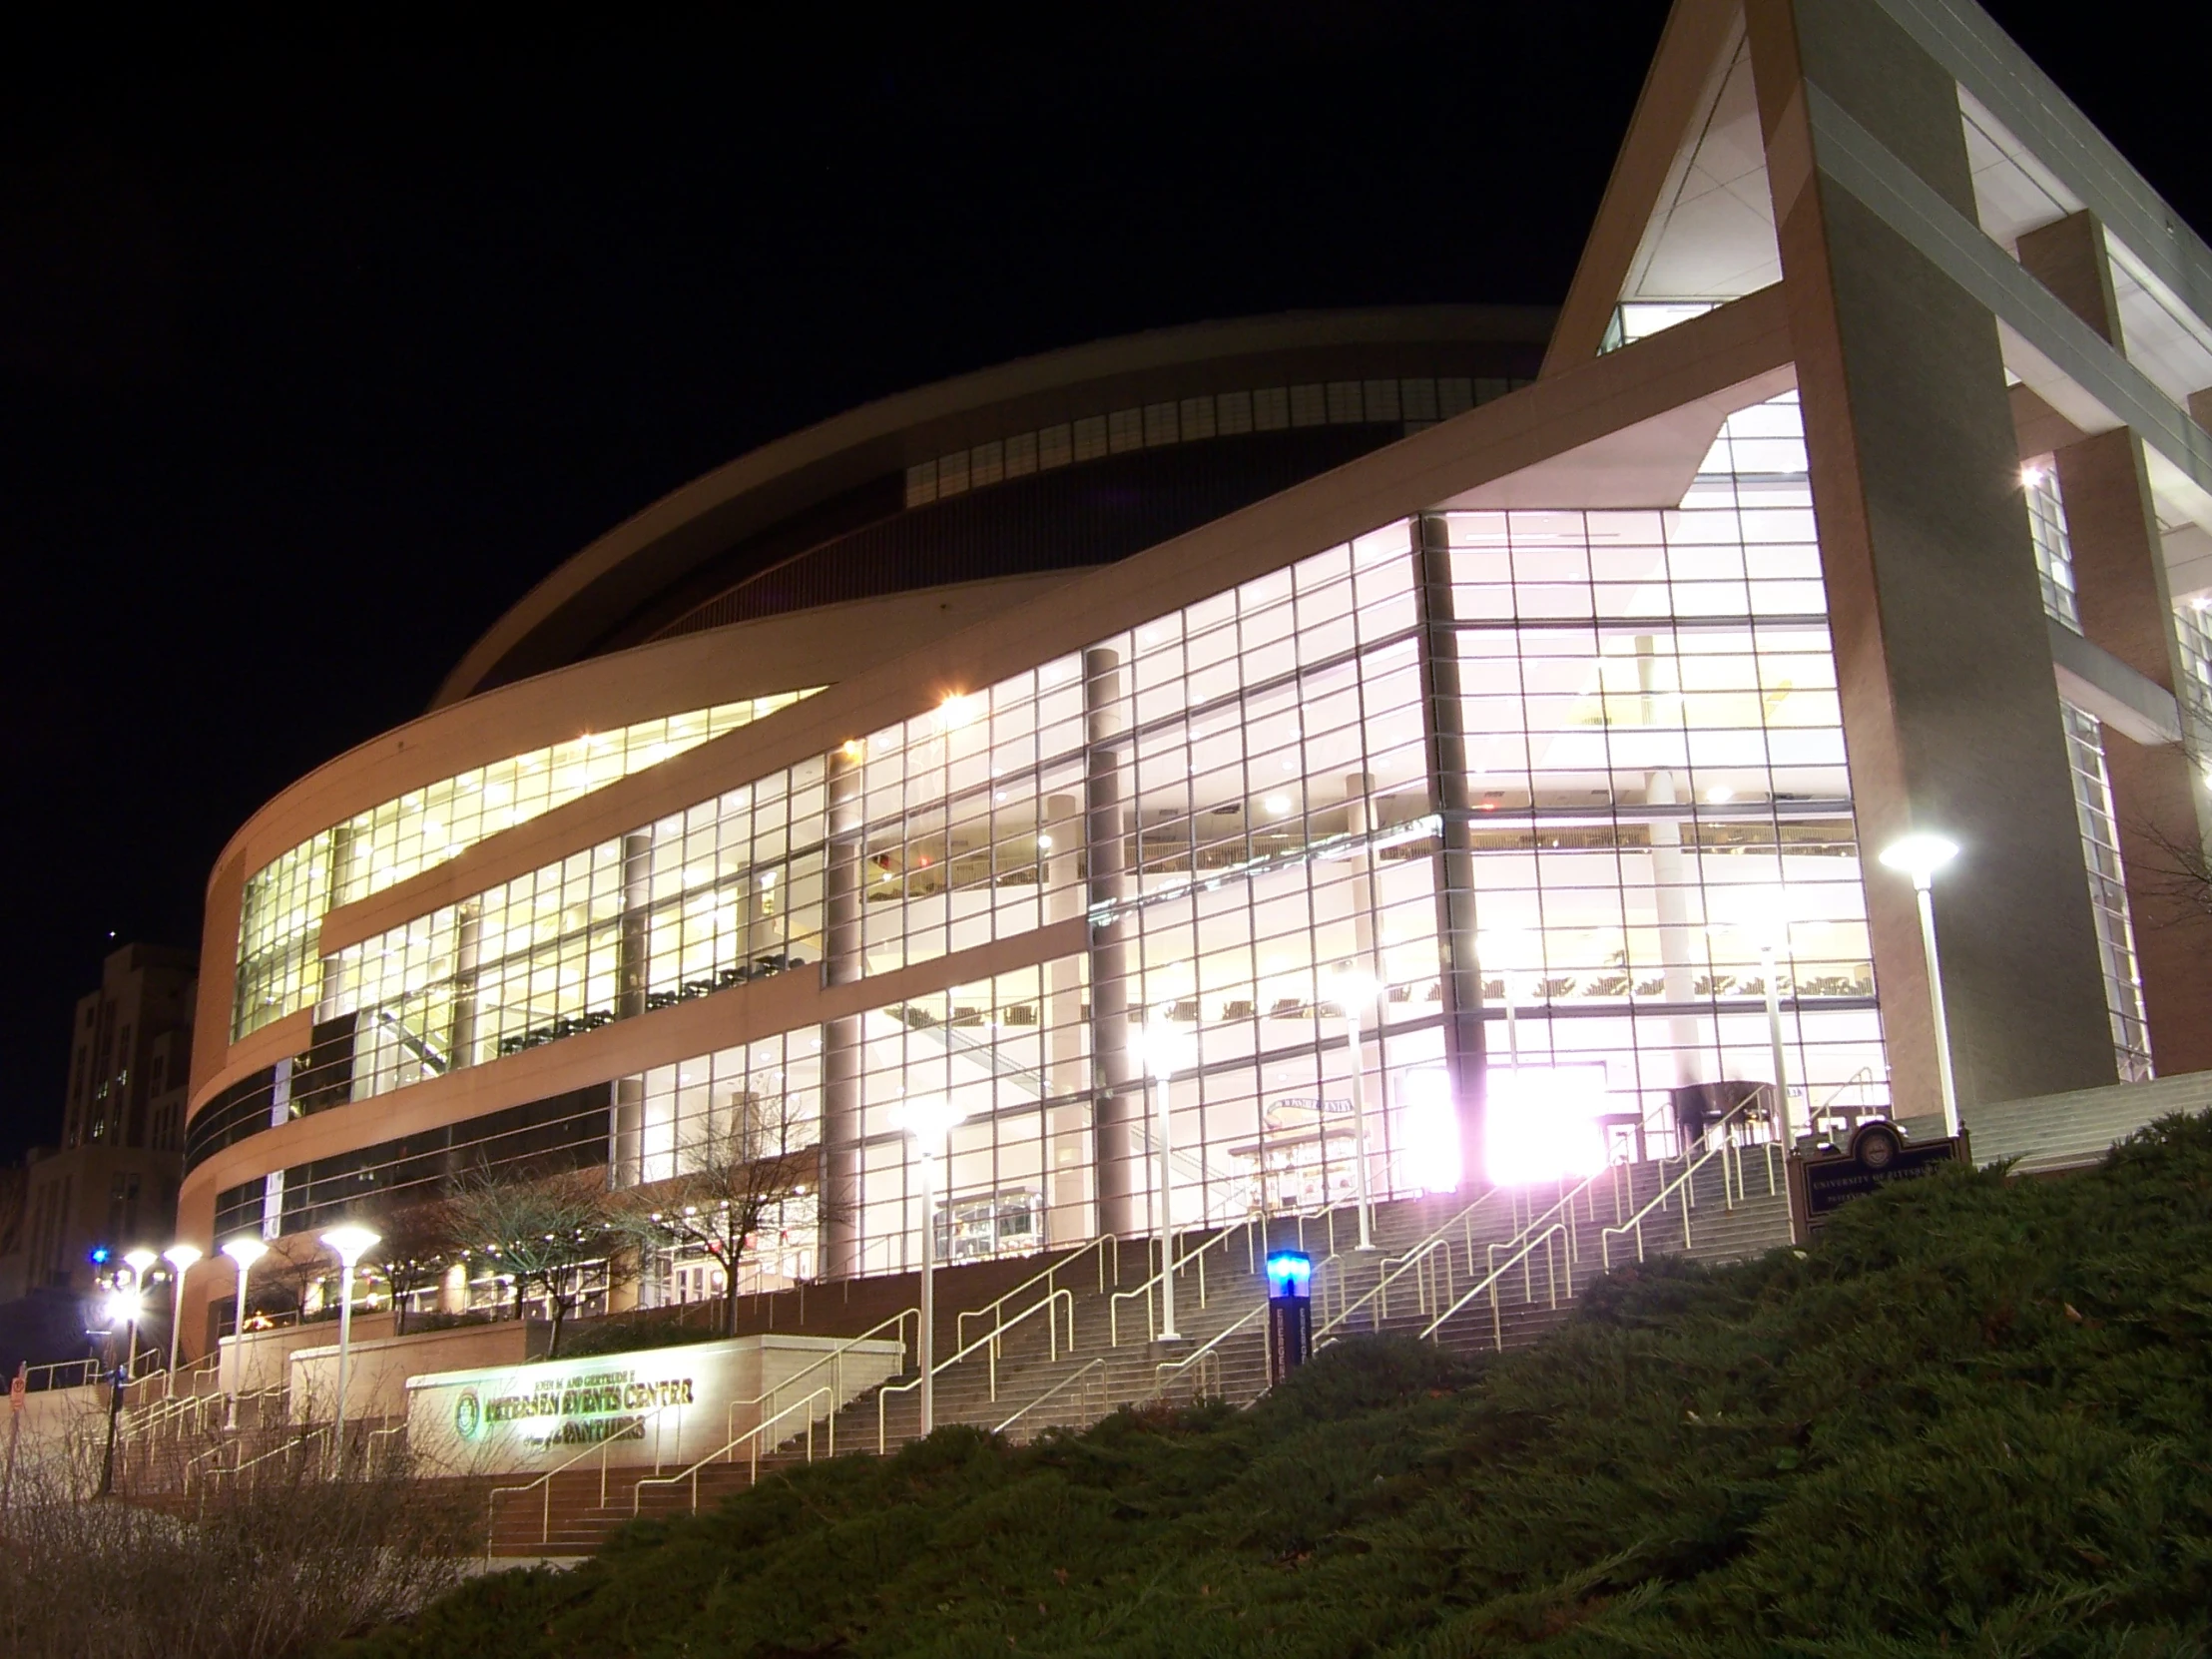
[1264,794,1292,817]
[937,693,977,730]
[2020,464,2046,488]
[1484,1065,1612,1186]
[1706,786,1734,804]
[1398,1067,1461,1193]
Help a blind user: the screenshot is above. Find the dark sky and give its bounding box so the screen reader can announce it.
[0,4,2199,1160]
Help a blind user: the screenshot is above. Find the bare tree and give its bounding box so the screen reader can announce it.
[256,1238,329,1326]
[613,1086,827,1338]
[444,1166,619,1358]
[362,1197,457,1334]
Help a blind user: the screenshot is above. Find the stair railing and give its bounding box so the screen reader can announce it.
[876,1287,1074,1451]
[630,1385,834,1518]
[721,1308,919,1444]
[1599,1095,1778,1271]
[992,1358,1109,1443]
[1107,1211,1281,1348]
[201,1423,329,1491]
[1154,1237,1347,1403]
[488,1400,685,1550]
[1417,1222,1570,1351]
[954,1236,1114,1364]
[1313,1184,1514,1343]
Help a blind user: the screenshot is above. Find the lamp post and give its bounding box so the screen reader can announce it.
[1878,832,1962,1138]
[161,1244,203,1389]
[897,1098,966,1436]
[1733,895,1796,1152]
[319,1225,380,1474]
[1139,1013,1185,1342]
[121,1250,157,1385]
[220,1236,268,1429]
[1330,967,1382,1251]
[96,1277,143,1496]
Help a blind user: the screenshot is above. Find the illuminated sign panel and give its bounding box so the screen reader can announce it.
[405,1334,902,1474]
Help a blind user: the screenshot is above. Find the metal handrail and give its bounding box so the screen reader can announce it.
[956,1235,1118,1354]
[992,1358,1108,1440]
[488,1402,682,1549]
[876,1288,1073,1451]
[1314,1184,1513,1343]
[1600,1096,1777,1271]
[1810,1067,1880,1135]
[202,1424,329,1487]
[632,1386,834,1515]
[1107,1212,1270,1347]
[1418,1222,1569,1350]
[721,1308,919,1443]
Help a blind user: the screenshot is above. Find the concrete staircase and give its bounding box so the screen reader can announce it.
[483,1140,1795,1556]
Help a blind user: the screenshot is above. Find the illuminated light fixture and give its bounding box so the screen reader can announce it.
[1878,831,1962,1137]
[936,692,977,731]
[123,1248,158,1285]
[840,739,862,760]
[1264,1251,1313,1297]
[1035,833,1053,849]
[1707,786,1734,804]
[1878,832,1958,889]
[320,1225,380,1471]
[162,1244,203,1379]
[896,1097,969,1436]
[1263,794,1292,817]
[2020,464,2046,488]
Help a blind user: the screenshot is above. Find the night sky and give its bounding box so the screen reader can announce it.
[1,5,2199,1160]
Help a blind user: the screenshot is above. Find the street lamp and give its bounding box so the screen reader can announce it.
[319,1224,380,1473]
[1730,892,1797,1152]
[96,1279,143,1496]
[1329,966,1382,1251]
[219,1236,268,1429]
[162,1244,203,1388]
[1878,831,1962,1138]
[1137,1013,1186,1342]
[121,1250,157,1385]
[896,1098,967,1436]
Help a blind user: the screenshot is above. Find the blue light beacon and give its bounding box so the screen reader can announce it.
[1265,1250,1313,1385]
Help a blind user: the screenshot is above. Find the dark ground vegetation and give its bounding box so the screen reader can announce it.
[341,1113,2212,1657]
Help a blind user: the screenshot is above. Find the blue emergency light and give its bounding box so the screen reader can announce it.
[1265,1250,1313,1299]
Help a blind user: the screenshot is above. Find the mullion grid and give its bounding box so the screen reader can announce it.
[1441,394,1886,1157]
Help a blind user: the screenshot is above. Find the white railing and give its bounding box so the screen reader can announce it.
[955,1236,1116,1358]
[488,1402,684,1549]
[992,1359,1109,1442]
[1107,1207,1349,1348]
[1417,1222,1571,1351]
[632,1386,835,1516]
[199,1425,330,1490]
[1600,1097,1780,1271]
[1313,1184,1518,1344]
[721,1308,919,1444]
[876,1289,1073,1451]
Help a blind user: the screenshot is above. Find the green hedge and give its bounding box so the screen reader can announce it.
[342,1112,2212,1656]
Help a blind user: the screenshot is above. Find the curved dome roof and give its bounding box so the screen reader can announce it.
[435,305,1553,708]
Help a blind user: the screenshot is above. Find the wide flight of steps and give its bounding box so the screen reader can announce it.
[486,1142,1795,1556]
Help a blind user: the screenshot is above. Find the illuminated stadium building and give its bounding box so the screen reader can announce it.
[180,0,2212,1332]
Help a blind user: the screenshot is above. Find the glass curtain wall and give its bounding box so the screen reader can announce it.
[262,390,1896,1280]
[322,763,828,1100]
[1438,394,1885,1149]
[233,692,817,1040]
